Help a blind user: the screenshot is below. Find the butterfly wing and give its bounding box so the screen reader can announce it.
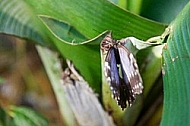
[104,47,121,102]
[117,44,143,105]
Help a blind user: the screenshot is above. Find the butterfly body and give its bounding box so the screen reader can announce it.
[101,33,143,109]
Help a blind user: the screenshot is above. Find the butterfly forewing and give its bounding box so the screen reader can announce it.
[117,44,143,95]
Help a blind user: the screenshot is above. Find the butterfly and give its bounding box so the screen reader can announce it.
[100,32,143,110]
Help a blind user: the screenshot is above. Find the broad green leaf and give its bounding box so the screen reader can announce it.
[0,107,6,126]
[140,0,189,23]
[0,107,14,126]
[0,0,53,47]
[8,106,48,126]
[26,0,166,39]
[161,2,190,126]
[39,15,110,45]
[39,15,88,44]
[126,0,143,14]
[1,107,17,126]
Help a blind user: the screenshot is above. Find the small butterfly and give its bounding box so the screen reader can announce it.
[101,32,143,110]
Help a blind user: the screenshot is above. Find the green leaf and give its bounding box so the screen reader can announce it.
[39,15,88,44]
[0,0,53,47]
[140,0,189,23]
[9,106,48,126]
[0,107,6,126]
[126,0,143,14]
[25,0,166,39]
[161,2,190,125]
[0,107,14,126]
